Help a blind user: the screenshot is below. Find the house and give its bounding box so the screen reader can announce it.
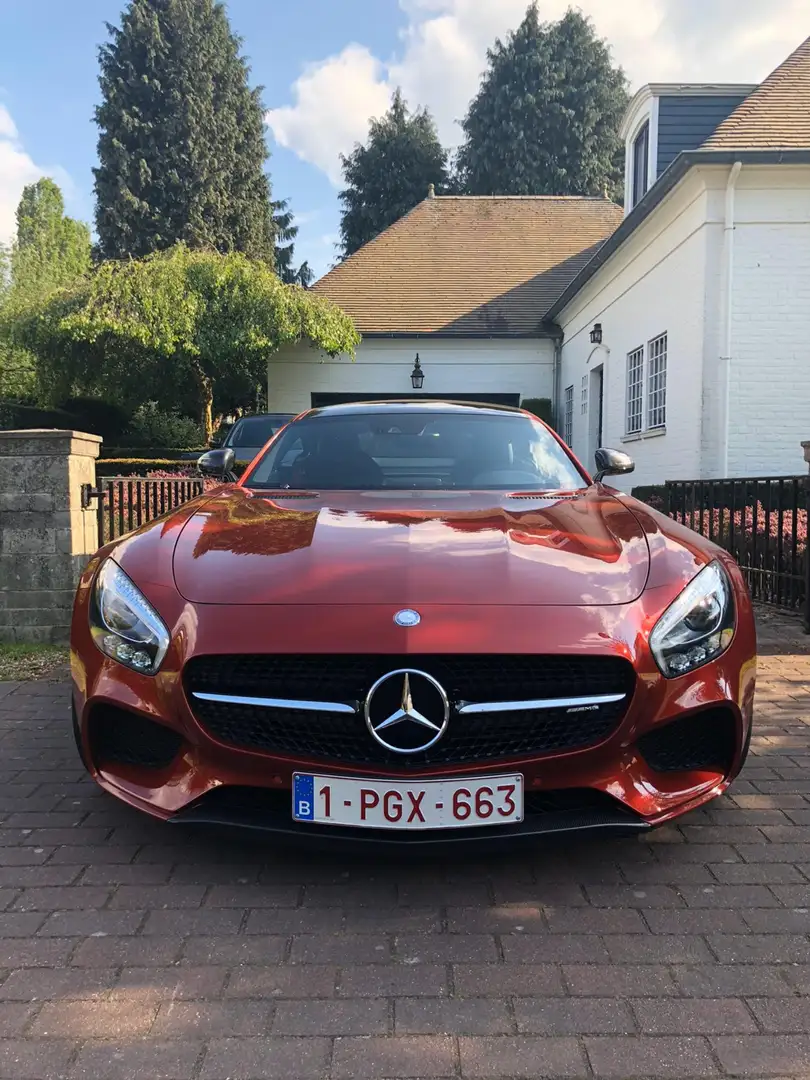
[268,196,622,411]
[553,35,810,487]
[269,34,810,488]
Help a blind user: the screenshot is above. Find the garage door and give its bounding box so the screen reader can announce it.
[310,392,521,408]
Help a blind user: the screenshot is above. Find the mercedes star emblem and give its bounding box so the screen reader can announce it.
[394,609,421,627]
[364,669,450,754]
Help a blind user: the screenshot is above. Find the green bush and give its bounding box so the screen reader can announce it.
[122,402,204,450]
[99,447,204,460]
[97,457,246,477]
[520,397,554,426]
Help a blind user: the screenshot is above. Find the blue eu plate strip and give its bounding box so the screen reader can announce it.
[292,773,315,821]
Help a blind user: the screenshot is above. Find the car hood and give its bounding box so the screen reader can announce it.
[171,488,650,606]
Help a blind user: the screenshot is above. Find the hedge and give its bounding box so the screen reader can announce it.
[520,398,554,426]
[99,446,206,460]
[96,458,247,478]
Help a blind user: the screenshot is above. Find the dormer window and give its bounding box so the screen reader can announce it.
[631,121,650,208]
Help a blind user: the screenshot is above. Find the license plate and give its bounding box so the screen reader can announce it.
[292,773,523,830]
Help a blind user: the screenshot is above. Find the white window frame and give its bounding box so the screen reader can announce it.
[647,332,667,430]
[625,333,668,438]
[563,385,574,446]
[625,347,644,435]
[580,375,588,415]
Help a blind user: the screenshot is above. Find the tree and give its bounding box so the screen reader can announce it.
[273,199,313,287]
[9,245,360,441]
[339,89,449,258]
[455,5,628,199]
[94,0,274,262]
[0,179,91,401]
[9,179,91,300]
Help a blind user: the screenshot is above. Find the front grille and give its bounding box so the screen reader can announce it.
[185,654,634,768]
[637,709,737,773]
[88,706,184,769]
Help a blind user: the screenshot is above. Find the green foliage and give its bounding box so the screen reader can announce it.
[456,6,628,199]
[94,0,274,262]
[273,199,313,287]
[10,245,360,440]
[0,179,91,405]
[339,89,450,258]
[520,397,553,425]
[11,179,91,299]
[122,401,203,448]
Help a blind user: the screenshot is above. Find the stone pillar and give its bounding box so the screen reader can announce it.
[0,430,102,644]
[803,441,810,472]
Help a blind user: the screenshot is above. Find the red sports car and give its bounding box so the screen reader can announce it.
[70,401,756,845]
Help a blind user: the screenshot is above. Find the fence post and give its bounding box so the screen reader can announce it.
[664,481,671,517]
[0,429,102,644]
[803,443,810,633]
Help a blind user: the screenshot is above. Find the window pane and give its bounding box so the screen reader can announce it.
[581,375,588,415]
[626,347,644,434]
[632,122,649,208]
[647,333,667,429]
[246,410,586,492]
[563,386,574,447]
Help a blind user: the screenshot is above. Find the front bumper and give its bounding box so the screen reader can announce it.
[70,577,757,842]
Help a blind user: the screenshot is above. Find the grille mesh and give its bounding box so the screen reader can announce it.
[637,709,737,773]
[185,654,634,768]
[89,706,183,769]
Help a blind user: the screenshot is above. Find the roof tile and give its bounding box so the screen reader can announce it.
[702,36,810,150]
[312,196,622,336]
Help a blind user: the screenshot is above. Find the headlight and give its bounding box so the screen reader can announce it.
[90,559,170,675]
[649,561,735,678]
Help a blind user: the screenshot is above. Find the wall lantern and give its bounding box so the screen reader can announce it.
[410,354,425,389]
[589,323,603,345]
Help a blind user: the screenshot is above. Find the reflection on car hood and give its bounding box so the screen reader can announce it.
[171,488,650,606]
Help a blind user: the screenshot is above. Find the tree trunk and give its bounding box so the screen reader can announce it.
[201,382,213,444]
[190,360,214,443]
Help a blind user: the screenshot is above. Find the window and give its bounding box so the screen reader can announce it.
[632,121,649,209]
[581,375,588,415]
[563,385,574,447]
[245,410,586,492]
[647,333,667,429]
[626,347,644,434]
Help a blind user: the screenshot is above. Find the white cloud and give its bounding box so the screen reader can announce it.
[266,0,808,185]
[0,105,73,248]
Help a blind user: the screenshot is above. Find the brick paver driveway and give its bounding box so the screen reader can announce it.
[0,610,807,1079]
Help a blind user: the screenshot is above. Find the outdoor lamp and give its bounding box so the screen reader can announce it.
[410,355,425,389]
[590,323,603,345]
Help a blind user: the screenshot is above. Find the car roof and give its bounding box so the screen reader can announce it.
[301,399,528,420]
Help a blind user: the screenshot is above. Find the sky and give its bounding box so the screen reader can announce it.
[0,0,806,279]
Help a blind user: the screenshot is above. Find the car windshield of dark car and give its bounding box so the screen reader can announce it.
[226,416,290,448]
[245,412,586,492]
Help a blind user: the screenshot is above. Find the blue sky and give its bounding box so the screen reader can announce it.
[0,0,804,278]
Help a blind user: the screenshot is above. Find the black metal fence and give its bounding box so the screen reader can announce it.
[82,476,205,545]
[664,476,810,630]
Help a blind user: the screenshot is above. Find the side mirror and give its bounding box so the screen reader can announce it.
[594,447,634,483]
[197,448,236,480]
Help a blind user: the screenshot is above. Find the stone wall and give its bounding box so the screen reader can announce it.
[0,430,101,644]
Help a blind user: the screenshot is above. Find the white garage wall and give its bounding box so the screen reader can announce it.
[727,167,810,477]
[267,338,555,414]
[556,168,723,490]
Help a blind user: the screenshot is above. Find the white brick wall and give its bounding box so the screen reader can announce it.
[557,170,715,490]
[267,338,555,414]
[726,168,810,477]
[558,163,810,488]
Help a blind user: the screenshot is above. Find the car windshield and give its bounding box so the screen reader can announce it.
[226,415,292,448]
[244,411,586,491]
